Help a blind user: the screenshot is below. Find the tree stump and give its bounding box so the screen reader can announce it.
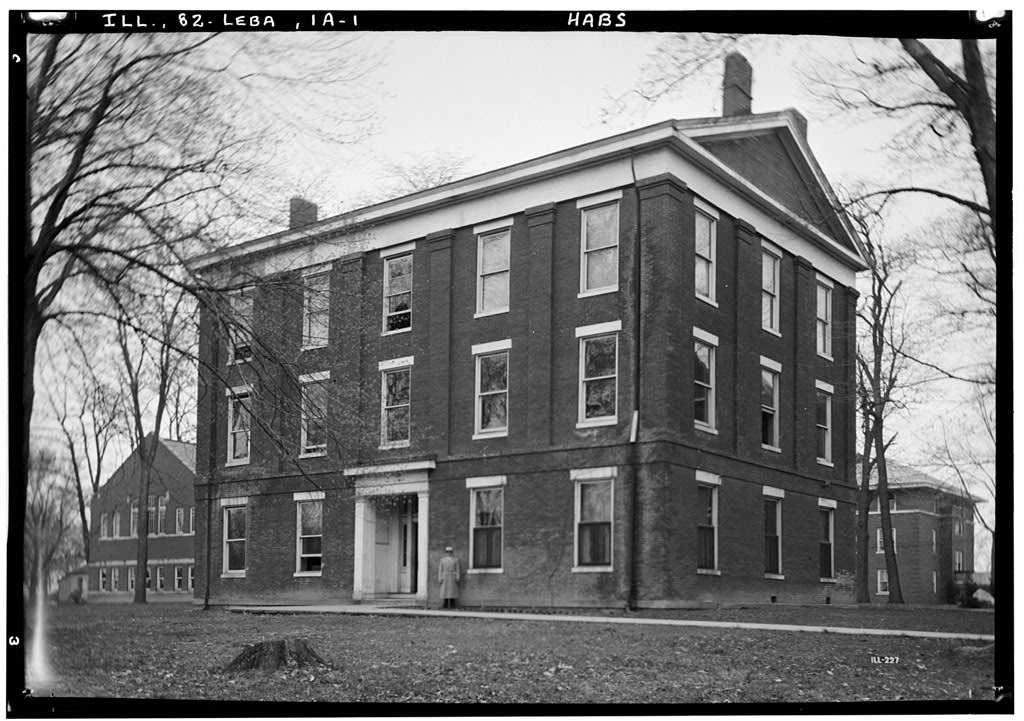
[223,638,327,672]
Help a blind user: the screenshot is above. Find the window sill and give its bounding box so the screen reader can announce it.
[820,577,837,584]
[225,459,250,468]
[467,568,503,575]
[572,565,613,573]
[220,572,246,579]
[761,444,782,454]
[381,327,412,337]
[817,352,834,362]
[762,326,781,338]
[379,441,411,450]
[474,308,509,319]
[817,459,834,468]
[877,591,889,596]
[576,417,617,429]
[299,451,327,459]
[695,423,718,436]
[472,431,508,441]
[577,286,617,300]
[764,573,785,580]
[697,568,721,576]
[300,343,329,352]
[696,294,718,309]
[293,571,323,578]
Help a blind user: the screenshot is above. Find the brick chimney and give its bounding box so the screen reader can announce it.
[289,196,318,229]
[722,52,752,117]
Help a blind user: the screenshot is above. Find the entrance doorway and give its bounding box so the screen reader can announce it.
[370,495,418,595]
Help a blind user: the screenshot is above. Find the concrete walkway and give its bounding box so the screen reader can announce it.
[227,604,995,643]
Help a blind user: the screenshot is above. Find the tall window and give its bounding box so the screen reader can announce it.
[932,570,938,594]
[130,502,138,537]
[760,360,780,449]
[577,322,620,426]
[300,372,329,456]
[112,512,120,538]
[302,270,330,348]
[816,279,833,358]
[694,207,717,303]
[223,504,247,576]
[100,513,110,539]
[174,566,184,591]
[764,493,782,575]
[145,567,152,589]
[156,567,165,591]
[932,529,937,554]
[227,389,252,464]
[471,487,503,569]
[815,382,833,464]
[954,550,965,572]
[128,566,136,591]
[228,286,254,363]
[99,568,108,592]
[580,202,619,294]
[188,565,195,591]
[474,344,509,437]
[761,248,780,333]
[819,506,834,579]
[954,519,964,535]
[380,361,412,448]
[296,500,323,574]
[876,527,896,553]
[576,479,612,567]
[697,482,718,571]
[694,330,717,431]
[383,253,412,333]
[189,507,195,534]
[877,569,889,595]
[176,507,184,535]
[477,228,511,315]
[157,498,166,535]
[111,568,119,592]
[147,495,157,535]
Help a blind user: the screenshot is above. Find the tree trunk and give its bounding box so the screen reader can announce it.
[875,428,904,604]
[855,465,872,603]
[23,303,42,496]
[133,441,153,604]
[223,639,327,672]
[960,39,997,237]
[74,475,90,564]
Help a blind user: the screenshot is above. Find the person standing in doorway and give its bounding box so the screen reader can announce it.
[438,545,461,609]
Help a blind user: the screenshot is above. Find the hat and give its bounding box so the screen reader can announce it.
[444,546,453,552]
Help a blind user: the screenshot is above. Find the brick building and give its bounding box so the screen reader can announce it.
[191,54,867,608]
[869,461,981,604]
[87,434,196,600]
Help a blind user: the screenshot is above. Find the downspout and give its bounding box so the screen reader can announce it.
[202,309,217,610]
[626,152,642,611]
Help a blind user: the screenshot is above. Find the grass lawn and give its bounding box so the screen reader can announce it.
[23,603,995,705]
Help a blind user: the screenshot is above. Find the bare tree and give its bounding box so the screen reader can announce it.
[25,449,82,604]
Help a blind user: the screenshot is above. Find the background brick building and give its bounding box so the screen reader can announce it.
[868,461,981,604]
[87,434,196,601]
[191,55,866,609]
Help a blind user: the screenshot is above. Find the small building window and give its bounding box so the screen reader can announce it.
[694,208,717,304]
[227,389,252,465]
[156,567,165,591]
[816,279,833,359]
[954,519,964,535]
[99,568,108,592]
[877,569,889,595]
[100,513,109,539]
[819,507,834,579]
[694,329,718,432]
[111,568,119,592]
[576,479,612,568]
[477,228,511,315]
[130,502,138,537]
[474,345,510,438]
[157,498,166,535]
[580,202,619,294]
[932,529,937,554]
[300,372,329,457]
[954,550,965,572]
[301,270,331,349]
[383,253,412,333]
[815,382,833,464]
[380,361,412,448]
[174,566,183,591]
[697,484,718,571]
[760,361,780,450]
[932,570,938,594]
[223,504,247,576]
[127,566,136,591]
[189,507,195,534]
[471,487,503,570]
[577,325,620,427]
[764,497,782,575]
[176,507,184,535]
[147,495,157,535]
[876,527,897,554]
[761,248,780,333]
[227,286,254,364]
[145,566,151,589]
[112,512,120,538]
[296,500,323,575]
[188,565,195,591]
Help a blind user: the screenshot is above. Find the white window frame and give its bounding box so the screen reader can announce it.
[763,486,784,578]
[475,221,512,317]
[818,498,836,581]
[932,570,938,594]
[100,513,109,539]
[876,526,897,554]
[157,498,166,535]
[572,468,615,572]
[127,566,136,591]
[815,380,834,466]
[111,567,119,592]
[578,191,621,297]
[693,328,718,434]
[473,340,511,439]
[877,569,889,595]
[696,470,721,574]
[467,476,506,574]
[954,550,965,572]
[112,512,120,538]
[299,371,330,458]
[221,498,248,578]
[226,385,253,467]
[174,566,183,591]
[954,519,964,535]
[576,321,621,428]
[932,529,937,554]
[227,286,255,365]
[99,567,108,592]
[295,491,325,577]
[761,244,781,335]
[130,502,138,537]
[760,357,781,452]
[176,507,184,535]
[382,249,414,335]
[156,567,165,592]
[188,565,195,591]
[189,507,195,535]
[379,357,414,449]
[816,275,833,360]
[301,267,331,350]
[694,198,718,307]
